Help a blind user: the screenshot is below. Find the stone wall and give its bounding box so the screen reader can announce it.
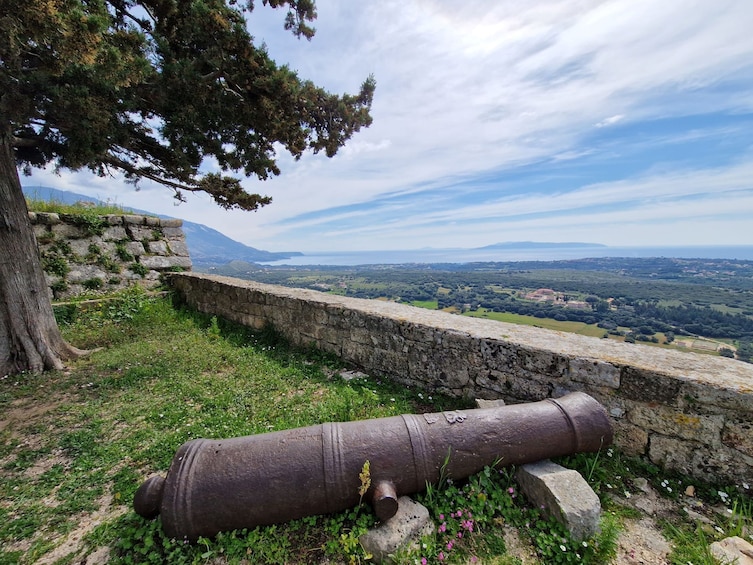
[168,272,753,487]
[31,211,191,300]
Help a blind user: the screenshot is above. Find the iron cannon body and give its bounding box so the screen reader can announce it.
[134,391,612,540]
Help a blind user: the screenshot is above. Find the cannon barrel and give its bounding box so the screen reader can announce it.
[134,392,612,540]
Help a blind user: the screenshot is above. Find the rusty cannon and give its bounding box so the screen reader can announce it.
[134,391,612,541]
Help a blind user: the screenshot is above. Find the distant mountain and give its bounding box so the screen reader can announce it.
[476,241,607,250]
[21,185,301,265]
[180,222,301,265]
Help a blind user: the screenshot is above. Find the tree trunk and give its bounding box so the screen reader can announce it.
[0,128,85,375]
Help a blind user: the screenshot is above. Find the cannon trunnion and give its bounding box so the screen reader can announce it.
[134,392,612,541]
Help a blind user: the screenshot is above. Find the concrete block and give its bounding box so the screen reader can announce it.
[359,497,435,564]
[516,460,601,541]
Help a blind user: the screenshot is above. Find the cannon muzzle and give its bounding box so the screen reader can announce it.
[134,392,612,540]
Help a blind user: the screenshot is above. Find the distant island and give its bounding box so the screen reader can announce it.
[477,241,607,250]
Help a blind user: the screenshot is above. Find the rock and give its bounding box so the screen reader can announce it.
[632,477,650,494]
[475,398,506,408]
[359,497,435,564]
[340,370,368,381]
[516,460,601,541]
[710,536,753,565]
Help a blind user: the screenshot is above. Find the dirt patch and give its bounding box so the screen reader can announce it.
[33,493,127,565]
[610,480,683,564]
[614,516,672,564]
[501,524,539,564]
[0,397,69,435]
[24,448,71,480]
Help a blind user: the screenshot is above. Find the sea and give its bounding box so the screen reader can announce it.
[261,245,753,267]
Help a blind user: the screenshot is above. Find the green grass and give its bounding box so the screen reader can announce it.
[25,197,128,216]
[1,289,750,564]
[464,308,608,338]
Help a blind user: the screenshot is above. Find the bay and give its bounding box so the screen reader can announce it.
[261,245,753,266]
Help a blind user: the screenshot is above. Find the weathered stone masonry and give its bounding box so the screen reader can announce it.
[31,211,191,300]
[168,272,753,487]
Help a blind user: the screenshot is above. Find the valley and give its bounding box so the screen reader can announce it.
[198,256,753,362]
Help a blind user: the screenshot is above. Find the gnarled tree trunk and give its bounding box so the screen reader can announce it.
[0,129,85,375]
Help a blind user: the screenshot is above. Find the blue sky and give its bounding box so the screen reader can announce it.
[24,0,753,252]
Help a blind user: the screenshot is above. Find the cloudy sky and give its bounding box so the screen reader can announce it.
[25,0,753,252]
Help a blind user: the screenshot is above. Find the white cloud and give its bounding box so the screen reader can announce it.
[595,115,624,128]
[24,0,753,252]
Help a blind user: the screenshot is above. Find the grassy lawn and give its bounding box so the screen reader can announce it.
[464,309,607,338]
[1,289,750,564]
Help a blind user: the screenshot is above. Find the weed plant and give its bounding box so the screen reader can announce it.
[1,290,751,564]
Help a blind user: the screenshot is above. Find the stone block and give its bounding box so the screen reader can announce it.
[569,358,620,389]
[67,265,108,284]
[162,226,185,239]
[146,240,169,255]
[68,238,99,258]
[51,223,84,239]
[145,216,161,226]
[613,420,649,456]
[36,212,61,225]
[722,420,753,458]
[33,224,50,239]
[139,255,192,270]
[359,497,435,564]
[166,240,190,256]
[505,377,551,402]
[709,536,753,565]
[475,398,506,408]
[620,367,681,403]
[127,224,157,241]
[516,460,601,541]
[125,241,145,257]
[159,218,183,227]
[102,226,127,241]
[629,403,724,445]
[646,434,746,482]
[123,214,145,225]
[681,381,753,415]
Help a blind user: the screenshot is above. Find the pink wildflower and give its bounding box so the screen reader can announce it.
[447,541,454,551]
[421,559,427,565]
[438,551,445,561]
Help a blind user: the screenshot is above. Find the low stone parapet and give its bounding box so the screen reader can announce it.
[31,212,191,299]
[168,272,753,487]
